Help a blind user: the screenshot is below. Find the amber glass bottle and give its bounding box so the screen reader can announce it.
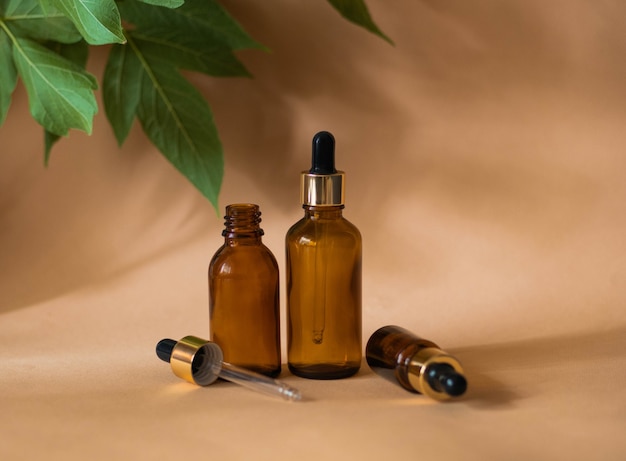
[209,204,281,378]
[286,132,362,379]
[366,325,467,400]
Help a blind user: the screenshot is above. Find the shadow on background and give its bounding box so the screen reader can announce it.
[2,1,625,326]
[192,0,411,212]
[451,327,626,409]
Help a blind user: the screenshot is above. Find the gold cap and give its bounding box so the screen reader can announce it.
[407,347,466,401]
[301,171,345,206]
[169,336,223,386]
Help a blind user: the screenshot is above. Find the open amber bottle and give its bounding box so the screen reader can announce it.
[286,132,362,379]
[209,204,281,378]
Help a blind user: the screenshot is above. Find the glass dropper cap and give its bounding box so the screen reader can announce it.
[407,347,468,400]
[300,131,345,206]
[425,362,467,397]
[156,336,302,402]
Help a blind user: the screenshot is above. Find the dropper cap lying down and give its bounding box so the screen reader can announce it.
[425,362,467,397]
[407,347,467,400]
[301,131,345,206]
[156,336,302,402]
[365,326,467,401]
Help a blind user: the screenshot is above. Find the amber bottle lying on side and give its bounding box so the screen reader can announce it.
[366,325,467,401]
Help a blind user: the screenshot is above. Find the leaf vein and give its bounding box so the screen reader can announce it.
[127,35,199,157]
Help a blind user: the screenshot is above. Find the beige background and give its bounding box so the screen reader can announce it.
[1,1,625,459]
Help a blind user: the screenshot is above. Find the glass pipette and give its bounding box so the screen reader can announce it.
[156,336,302,402]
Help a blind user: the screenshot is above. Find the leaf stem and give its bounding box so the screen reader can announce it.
[1,26,45,87]
[0,17,18,45]
[2,14,67,21]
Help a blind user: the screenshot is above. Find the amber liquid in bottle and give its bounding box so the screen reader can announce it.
[286,132,362,379]
[209,204,281,378]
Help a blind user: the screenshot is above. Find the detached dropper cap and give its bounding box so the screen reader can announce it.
[156,336,304,401]
[156,336,223,386]
[301,131,345,206]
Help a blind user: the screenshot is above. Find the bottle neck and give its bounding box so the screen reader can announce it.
[303,205,344,220]
[222,204,264,244]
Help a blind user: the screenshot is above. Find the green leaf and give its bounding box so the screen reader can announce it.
[128,36,223,208]
[134,0,184,7]
[12,37,98,136]
[43,39,90,162]
[130,32,250,77]
[0,29,18,125]
[119,0,265,51]
[102,43,141,145]
[0,0,37,15]
[327,0,393,44]
[40,0,125,45]
[46,39,89,67]
[44,130,60,165]
[0,0,82,44]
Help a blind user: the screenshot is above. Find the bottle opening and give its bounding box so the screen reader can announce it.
[223,203,264,236]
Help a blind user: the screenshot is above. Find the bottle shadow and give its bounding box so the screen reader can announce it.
[449,327,626,409]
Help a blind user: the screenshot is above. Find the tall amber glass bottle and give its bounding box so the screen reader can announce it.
[209,204,281,378]
[286,131,362,379]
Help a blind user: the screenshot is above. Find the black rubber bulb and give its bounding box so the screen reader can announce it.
[310,131,337,174]
[426,362,468,397]
[156,338,177,363]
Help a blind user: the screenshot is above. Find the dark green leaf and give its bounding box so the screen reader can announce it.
[135,0,184,7]
[40,0,125,45]
[119,0,265,50]
[130,32,250,77]
[0,29,18,125]
[43,40,91,161]
[46,39,89,67]
[128,36,223,209]
[0,0,82,44]
[327,0,393,44]
[102,43,141,145]
[1,0,38,15]
[12,38,98,136]
[44,130,60,165]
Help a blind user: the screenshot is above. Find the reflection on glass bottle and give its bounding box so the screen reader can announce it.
[209,204,281,378]
[286,132,362,379]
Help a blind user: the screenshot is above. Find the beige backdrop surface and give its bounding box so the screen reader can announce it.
[1,1,625,460]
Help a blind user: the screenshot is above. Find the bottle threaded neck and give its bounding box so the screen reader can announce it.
[222,203,264,237]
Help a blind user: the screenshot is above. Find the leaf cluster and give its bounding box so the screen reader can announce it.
[0,0,389,209]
